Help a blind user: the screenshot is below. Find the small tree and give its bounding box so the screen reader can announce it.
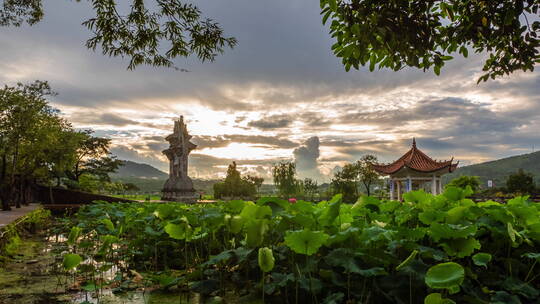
[272,161,299,198]
[357,154,380,196]
[303,178,318,201]
[213,162,257,199]
[246,175,264,195]
[506,169,535,194]
[446,176,481,193]
[331,163,359,203]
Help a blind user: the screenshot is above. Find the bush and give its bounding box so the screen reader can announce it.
[506,169,535,194]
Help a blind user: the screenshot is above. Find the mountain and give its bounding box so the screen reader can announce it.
[111,160,168,179]
[445,151,540,187]
[110,160,220,193]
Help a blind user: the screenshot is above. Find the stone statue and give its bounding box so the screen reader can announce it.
[161,116,198,203]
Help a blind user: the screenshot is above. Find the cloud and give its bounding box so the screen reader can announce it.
[110,145,168,171]
[293,136,326,181]
[69,112,140,127]
[193,134,298,149]
[247,114,294,130]
[1,0,539,180]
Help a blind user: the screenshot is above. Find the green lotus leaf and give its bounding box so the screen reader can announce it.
[154,204,176,219]
[424,293,456,304]
[245,219,268,247]
[284,229,329,255]
[425,262,464,290]
[67,226,82,245]
[258,247,275,273]
[240,204,272,220]
[225,200,246,213]
[203,250,233,266]
[443,186,465,202]
[440,237,481,258]
[522,252,540,261]
[357,267,387,277]
[445,206,468,224]
[164,222,190,240]
[403,190,431,204]
[319,195,342,226]
[290,201,316,214]
[419,210,445,225]
[472,252,492,267]
[429,223,477,241]
[63,253,83,270]
[98,234,118,254]
[224,214,244,233]
[324,248,361,273]
[101,218,115,231]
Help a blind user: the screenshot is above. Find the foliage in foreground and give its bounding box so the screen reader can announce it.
[62,187,540,303]
[0,0,236,70]
[320,0,540,82]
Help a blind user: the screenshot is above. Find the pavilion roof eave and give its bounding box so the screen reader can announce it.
[371,139,459,176]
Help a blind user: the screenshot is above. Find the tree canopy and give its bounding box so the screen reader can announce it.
[506,168,536,194]
[272,161,300,198]
[0,80,122,210]
[0,0,236,70]
[213,162,259,199]
[320,0,539,82]
[446,175,481,193]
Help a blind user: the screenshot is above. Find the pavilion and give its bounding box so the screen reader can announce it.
[371,139,458,201]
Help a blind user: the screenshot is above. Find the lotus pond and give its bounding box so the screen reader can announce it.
[2,187,540,303]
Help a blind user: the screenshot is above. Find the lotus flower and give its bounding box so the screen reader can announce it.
[288,198,297,204]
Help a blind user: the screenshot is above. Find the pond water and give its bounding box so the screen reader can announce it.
[0,228,225,304]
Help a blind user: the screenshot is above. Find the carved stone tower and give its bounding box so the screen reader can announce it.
[161,116,198,203]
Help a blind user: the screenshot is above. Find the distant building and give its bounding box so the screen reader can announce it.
[371,139,458,201]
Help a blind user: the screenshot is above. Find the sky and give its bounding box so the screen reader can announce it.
[1,0,539,182]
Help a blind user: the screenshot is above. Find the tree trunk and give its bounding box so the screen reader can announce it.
[0,153,9,211]
[10,140,20,208]
[364,181,371,196]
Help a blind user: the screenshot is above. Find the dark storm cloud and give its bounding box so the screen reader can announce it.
[192,134,298,149]
[2,0,513,111]
[68,112,140,126]
[247,114,294,130]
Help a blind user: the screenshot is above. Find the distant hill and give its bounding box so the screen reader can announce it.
[110,160,221,194]
[111,160,168,179]
[445,151,540,188]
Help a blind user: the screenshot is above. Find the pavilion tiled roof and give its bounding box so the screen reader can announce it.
[371,139,458,175]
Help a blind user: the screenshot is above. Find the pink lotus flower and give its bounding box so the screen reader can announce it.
[288,198,297,204]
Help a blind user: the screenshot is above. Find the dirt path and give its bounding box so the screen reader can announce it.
[0,204,40,228]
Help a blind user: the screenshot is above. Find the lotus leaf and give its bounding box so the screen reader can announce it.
[425,262,464,290]
[164,222,190,240]
[63,253,83,270]
[284,229,329,255]
[424,293,456,304]
[245,219,268,247]
[472,252,492,267]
